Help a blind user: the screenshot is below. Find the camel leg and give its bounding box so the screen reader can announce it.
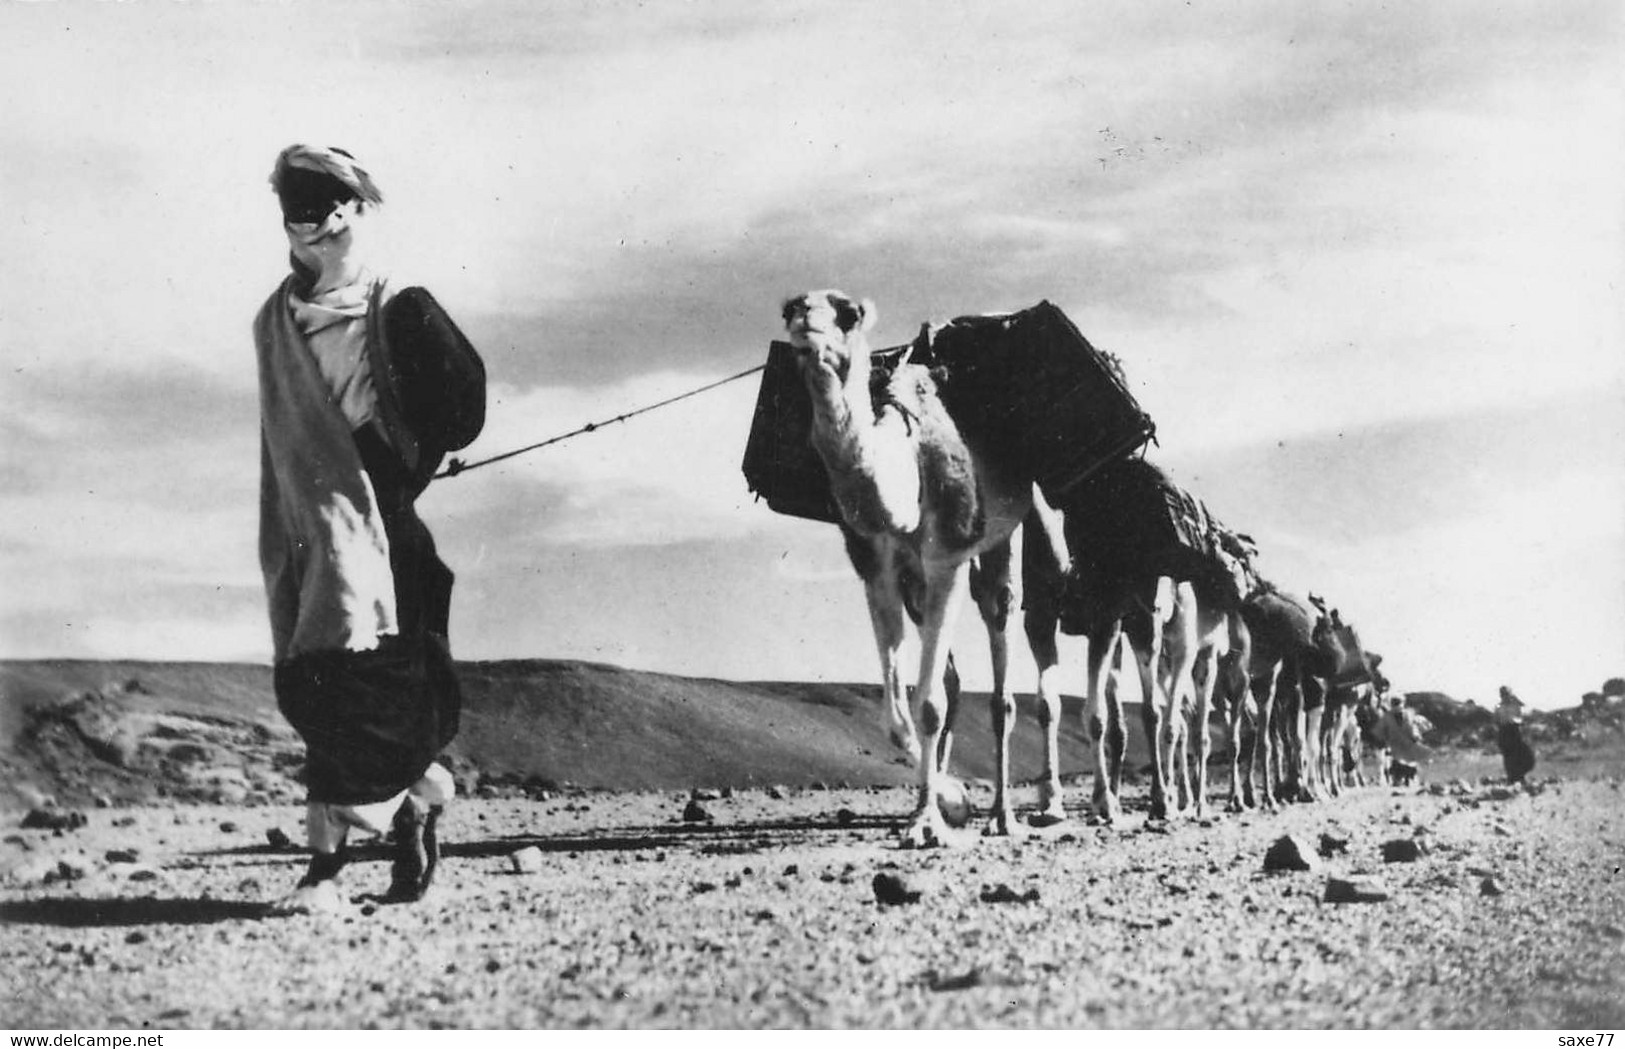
[1191,640,1222,820]
[1253,662,1281,811]
[864,573,917,765]
[1300,676,1324,802]
[970,540,1017,837]
[937,652,961,773]
[1322,706,1341,797]
[1085,623,1125,823]
[1106,636,1129,794]
[1021,501,1068,827]
[1279,663,1310,803]
[1162,581,1201,818]
[1026,603,1066,826]
[902,564,972,849]
[1227,688,1254,812]
[1138,579,1175,821]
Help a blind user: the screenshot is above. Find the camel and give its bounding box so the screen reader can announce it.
[1022,457,1249,823]
[1221,581,1319,811]
[782,290,1033,846]
[1304,596,1383,798]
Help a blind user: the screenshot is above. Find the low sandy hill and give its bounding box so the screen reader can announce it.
[0,658,1113,810]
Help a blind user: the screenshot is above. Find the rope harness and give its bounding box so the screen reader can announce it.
[433,362,766,481]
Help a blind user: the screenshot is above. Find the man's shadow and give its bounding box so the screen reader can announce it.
[0,811,912,928]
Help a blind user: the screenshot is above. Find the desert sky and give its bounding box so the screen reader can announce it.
[2,1,1620,708]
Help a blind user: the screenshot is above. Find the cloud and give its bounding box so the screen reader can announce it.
[2,1,1619,703]
[420,371,788,550]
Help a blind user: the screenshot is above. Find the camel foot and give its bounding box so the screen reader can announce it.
[266,879,346,917]
[981,809,1018,838]
[902,809,953,849]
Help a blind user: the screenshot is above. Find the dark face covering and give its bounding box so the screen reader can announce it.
[277,166,358,226]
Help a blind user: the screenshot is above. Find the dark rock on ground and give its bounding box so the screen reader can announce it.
[1325,876,1391,903]
[1264,834,1319,872]
[872,871,921,906]
[1382,838,1427,863]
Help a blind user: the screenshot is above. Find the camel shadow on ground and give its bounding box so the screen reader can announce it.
[0,896,269,928]
[193,810,908,866]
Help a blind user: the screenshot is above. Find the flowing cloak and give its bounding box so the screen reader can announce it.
[254,275,467,806]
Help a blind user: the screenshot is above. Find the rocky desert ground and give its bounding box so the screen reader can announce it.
[2,660,1623,1029]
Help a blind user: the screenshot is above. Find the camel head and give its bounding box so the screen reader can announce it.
[782,289,877,388]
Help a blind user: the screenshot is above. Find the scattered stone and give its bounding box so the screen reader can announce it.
[979,883,1040,904]
[1479,876,1505,897]
[1317,832,1350,858]
[124,931,147,945]
[766,786,786,800]
[1487,787,1516,801]
[872,871,922,906]
[1325,876,1391,903]
[21,809,87,833]
[105,848,140,864]
[691,788,722,802]
[691,881,718,894]
[509,847,544,874]
[126,866,161,882]
[1263,835,1319,872]
[45,859,90,883]
[926,967,985,992]
[835,808,859,826]
[219,821,240,834]
[682,799,713,823]
[1382,838,1426,863]
[265,827,293,850]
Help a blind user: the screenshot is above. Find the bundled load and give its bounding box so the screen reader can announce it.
[1055,456,1258,635]
[740,300,1156,524]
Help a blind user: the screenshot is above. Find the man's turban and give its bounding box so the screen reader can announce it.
[270,144,384,223]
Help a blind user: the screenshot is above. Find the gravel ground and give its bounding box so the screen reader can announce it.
[3,760,1623,1029]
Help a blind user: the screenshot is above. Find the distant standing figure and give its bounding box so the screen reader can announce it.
[255,144,486,913]
[1496,686,1536,785]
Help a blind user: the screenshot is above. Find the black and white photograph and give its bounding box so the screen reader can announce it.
[1,0,1621,1032]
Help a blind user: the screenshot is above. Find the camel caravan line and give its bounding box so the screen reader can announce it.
[746,290,1419,845]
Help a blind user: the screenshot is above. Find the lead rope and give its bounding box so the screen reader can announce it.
[434,362,767,480]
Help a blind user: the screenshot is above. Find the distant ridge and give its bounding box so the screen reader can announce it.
[0,658,1107,810]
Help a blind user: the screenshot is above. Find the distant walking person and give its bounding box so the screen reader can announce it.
[255,144,486,913]
[1495,685,1536,785]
